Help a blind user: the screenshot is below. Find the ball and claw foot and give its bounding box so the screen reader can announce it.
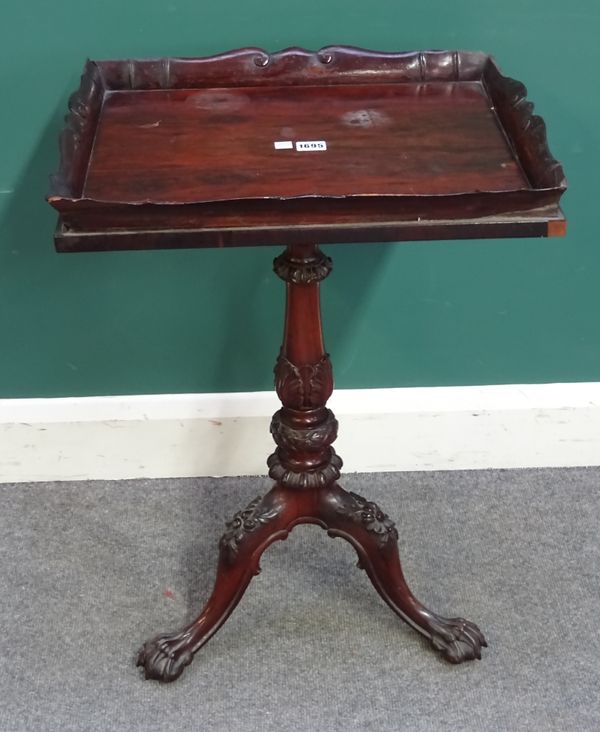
[136,633,195,682]
[428,617,488,663]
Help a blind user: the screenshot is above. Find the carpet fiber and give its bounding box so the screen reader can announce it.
[1,468,599,731]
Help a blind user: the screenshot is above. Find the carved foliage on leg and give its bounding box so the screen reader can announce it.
[336,491,399,548]
[138,493,285,683]
[219,495,280,563]
[324,487,487,664]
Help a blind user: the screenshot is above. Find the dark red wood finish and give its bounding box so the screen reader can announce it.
[47,47,568,683]
[48,47,566,251]
[84,83,527,202]
[137,244,486,682]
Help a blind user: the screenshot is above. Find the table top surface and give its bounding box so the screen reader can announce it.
[84,82,527,204]
[47,47,566,251]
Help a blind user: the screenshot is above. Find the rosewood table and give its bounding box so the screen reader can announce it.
[47,46,566,683]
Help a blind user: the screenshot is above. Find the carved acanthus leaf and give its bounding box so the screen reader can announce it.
[267,450,343,490]
[274,354,333,409]
[273,249,332,284]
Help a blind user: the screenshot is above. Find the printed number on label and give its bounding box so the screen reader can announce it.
[295,140,327,151]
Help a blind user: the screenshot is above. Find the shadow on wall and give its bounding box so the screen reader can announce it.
[0,95,78,397]
[0,98,66,268]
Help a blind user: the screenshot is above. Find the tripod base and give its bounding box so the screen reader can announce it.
[138,243,485,683]
[137,482,486,683]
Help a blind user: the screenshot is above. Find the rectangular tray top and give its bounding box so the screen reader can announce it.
[48,47,567,251]
[84,83,528,202]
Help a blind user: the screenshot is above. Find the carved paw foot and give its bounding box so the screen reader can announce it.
[428,617,487,663]
[136,632,195,682]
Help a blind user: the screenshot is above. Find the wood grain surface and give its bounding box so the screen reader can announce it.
[47,47,567,250]
[84,82,527,203]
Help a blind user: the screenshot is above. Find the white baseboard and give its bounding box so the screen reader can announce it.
[1,383,599,482]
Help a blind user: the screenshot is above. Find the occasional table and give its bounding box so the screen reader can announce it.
[48,46,566,682]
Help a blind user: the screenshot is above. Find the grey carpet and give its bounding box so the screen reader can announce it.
[1,468,599,731]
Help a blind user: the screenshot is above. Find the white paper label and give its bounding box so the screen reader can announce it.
[273,140,293,150]
[295,140,327,151]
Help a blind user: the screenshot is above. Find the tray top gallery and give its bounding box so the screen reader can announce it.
[48,47,566,249]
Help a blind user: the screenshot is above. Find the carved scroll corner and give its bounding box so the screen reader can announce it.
[253,50,270,67]
[316,47,335,65]
[486,61,567,191]
[48,60,105,200]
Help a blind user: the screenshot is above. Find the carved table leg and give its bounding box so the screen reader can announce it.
[138,487,294,682]
[319,484,487,663]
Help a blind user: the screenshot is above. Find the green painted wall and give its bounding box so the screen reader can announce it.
[0,1,597,397]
